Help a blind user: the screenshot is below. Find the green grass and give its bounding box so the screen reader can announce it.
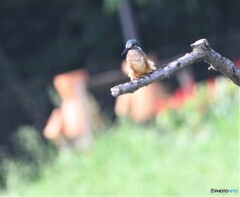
[1,79,240,196]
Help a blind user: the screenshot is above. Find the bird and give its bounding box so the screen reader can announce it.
[121,39,156,81]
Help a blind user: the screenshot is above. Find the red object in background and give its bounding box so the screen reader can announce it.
[206,77,216,99]
[166,81,196,110]
[234,58,240,67]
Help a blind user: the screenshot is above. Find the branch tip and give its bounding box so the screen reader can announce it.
[111,85,121,97]
[191,38,209,48]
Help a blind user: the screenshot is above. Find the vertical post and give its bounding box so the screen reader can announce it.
[118,0,140,42]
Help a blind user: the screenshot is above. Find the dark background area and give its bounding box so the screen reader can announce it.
[0,0,239,152]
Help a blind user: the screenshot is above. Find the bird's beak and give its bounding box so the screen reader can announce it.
[136,46,144,54]
[121,48,129,56]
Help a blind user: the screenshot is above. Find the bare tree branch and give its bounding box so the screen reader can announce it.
[110,39,240,97]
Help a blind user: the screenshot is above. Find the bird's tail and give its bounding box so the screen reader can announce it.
[147,59,157,71]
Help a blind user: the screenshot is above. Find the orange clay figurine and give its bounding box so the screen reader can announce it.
[121,39,156,81]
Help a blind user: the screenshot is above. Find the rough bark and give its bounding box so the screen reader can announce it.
[110,39,240,97]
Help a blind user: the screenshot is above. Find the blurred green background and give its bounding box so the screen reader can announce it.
[0,0,239,195]
[1,79,239,195]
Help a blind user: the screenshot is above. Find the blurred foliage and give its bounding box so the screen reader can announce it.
[0,79,239,195]
[0,0,239,136]
[0,0,239,84]
[136,0,240,57]
[0,0,240,193]
[103,0,120,13]
[103,0,147,13]
[47,85,61,107]
[157,78,239,135]
[0,126,56,192]
[0,0,123,86]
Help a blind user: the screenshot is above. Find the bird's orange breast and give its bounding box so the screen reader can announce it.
[126,50,155,80]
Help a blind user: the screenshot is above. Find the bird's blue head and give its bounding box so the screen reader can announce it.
[121,39,143,56]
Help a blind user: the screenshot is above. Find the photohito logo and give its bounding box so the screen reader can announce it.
[210,188,238,193]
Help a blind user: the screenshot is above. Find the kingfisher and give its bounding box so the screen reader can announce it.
[121,39,156,81]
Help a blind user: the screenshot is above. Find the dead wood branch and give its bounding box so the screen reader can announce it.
[110,39,240,97]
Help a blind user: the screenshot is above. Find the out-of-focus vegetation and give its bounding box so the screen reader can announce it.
[1,79,239,195]
[0,1,239,195]
[1,0,240,149]
[1,0,239,81]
